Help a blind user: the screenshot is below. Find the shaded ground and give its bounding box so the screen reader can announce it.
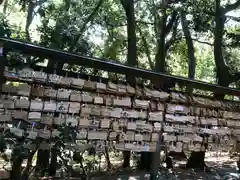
[89,164,238,180]
[1,153,240,180]
[90,155,240,180]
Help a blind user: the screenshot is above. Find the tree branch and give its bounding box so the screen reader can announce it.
[180,9,196,80]
[3,0,8,13]
[224,0,240,13]
[105,20,155,27]
[166,11,177,35]
[165,17,180,51]
[203,10,216,16]
[25,0,36,41]
[105,22,127,27]
[229,72,240,84]
[136,20,155,25]
[137,24,154,69]
[69,0,103,52]
[192,38,214,46]
[226,15,240,22]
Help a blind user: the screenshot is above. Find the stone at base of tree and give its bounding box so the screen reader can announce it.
[186,151,206,170]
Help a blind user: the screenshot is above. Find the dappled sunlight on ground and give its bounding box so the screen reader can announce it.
[106,154,240,180]
[1,152,240,179]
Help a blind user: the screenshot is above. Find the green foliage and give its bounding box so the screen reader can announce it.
[0,12,12,37]
[227,28,240,48]
[0,134,6,152]
[184,0,215,33]
[1,0,240,86]
[37,0,94,54]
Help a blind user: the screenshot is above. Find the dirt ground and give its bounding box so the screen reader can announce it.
[91,154,240,180]
[1,153,239,180]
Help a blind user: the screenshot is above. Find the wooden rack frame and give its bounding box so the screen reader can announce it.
[1,38,240,96]
[0,37,240,180]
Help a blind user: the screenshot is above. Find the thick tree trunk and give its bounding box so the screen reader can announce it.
[104,146,112,170]
[212,1,240,96]
[122,151,131,168]
[21,150,36,180]
[179,15,195,171]
[186,151,206,169]
[49,147,58,176]
[10,158,23,180]
[180,10,196,80]
[137,152,152,171]
[154,5,177,73]
[25,0,35,41]
[36,149,50,176]
[121,0,137,84]
[3,0,8,13]
[180,9,196,95]
[213,0,231,99]
[120,0,137,168]
[214,4,228,77]
[154,6,167,73]
[186,1,237,169]
[153,9,177,91]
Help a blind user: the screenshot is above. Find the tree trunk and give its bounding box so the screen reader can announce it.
[10,158,23,180]
[213,0,231,99]
[104,146,112,170]
[122,151,131,168]
[36,149,50,176]
[186,0,237,168]
[154,6,167,73]
[3,0,8,13]
[121,0,137,85]
[49,147,58,176]
[25,0,35,41]
[21,150,36,180]
[120,0,137,168]
[180,9,205,168]
[186,151,206,169]
[180,9,196,95]
[153,8,178,91]
[180,10,196,80]
[140,152,152,171]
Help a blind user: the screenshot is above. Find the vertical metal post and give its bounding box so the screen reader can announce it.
[150,103,166,180]
[150,145,161,180]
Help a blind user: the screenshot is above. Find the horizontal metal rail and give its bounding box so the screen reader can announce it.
[1,37,240,96]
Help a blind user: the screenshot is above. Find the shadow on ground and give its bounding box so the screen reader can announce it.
[89,159,240,180]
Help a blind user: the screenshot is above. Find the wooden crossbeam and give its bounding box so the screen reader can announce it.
[1,37,240,96]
